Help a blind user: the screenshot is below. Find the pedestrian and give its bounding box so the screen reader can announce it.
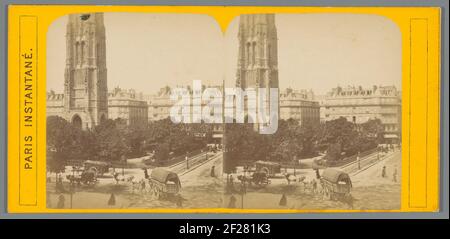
[228,194,237,208]
[315,169,320,179]
[108,193,116,206]
[312,179,318,194]
[393,168,398,182]
[176,195,183,207]
[56,176,66,193]
[346,195,354,209]
[141,179,146,192]
[382,166,387,178]
[279,193,287,206]
[143,168,149,179]
[57,194,65,209]
[285,173,291,185]
[47,192,52,208]
[210,165,215,177]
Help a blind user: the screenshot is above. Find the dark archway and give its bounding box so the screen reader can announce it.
[72,114,82,129]
[100,114,107,124]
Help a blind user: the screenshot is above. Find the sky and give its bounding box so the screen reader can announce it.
[47,13,401,96]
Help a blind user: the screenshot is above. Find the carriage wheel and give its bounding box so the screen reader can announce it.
[150,186,159,199]
[261,167,269,175]
[149,188,154,198]
[89,167,98,175]
[330,192,337,201]
[253,180,261,189]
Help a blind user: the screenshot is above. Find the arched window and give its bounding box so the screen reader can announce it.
[100,114,107,124]
[246,42,251,66]
[72,114,82,129]
[252,42,256,65]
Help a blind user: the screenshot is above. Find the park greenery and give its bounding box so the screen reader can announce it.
[224,117,384,171]
[47,115,384,174]
[46,116,212,174]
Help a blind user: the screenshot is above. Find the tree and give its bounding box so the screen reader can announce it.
[124,126,146,158]
[154,142,170,164]
[360,118,384,144]
[271,119,302,162]
[316,117,358,160]
[92,119,129,162]
[46,116,94,173]
[316,117,384,161]
[325,142,342,161]
[298,121,319,158]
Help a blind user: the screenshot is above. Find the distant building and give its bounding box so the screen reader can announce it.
[145,84,225,146]
[145,86,173,122]
[47,91,64,117]
[145,84,224,123]
[47,87,148,128]
[108,87,148,128]
[279,88,320,126]
[321,85,402,143]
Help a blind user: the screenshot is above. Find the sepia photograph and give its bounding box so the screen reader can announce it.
[46,12,402,210]
[46,13,226,209]
[222,14,402,210]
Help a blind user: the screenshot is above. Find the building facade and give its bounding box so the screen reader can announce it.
[145,86,172,122]
[108,87,148,128]
[146,84,224,123]
[47,87,148,128]
[47,91,65,117]
[279,88,320,126]
[62,13,108,129]
[321,85,402,142]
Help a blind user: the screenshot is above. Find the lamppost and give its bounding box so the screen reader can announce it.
[121,155,126,176]
[70,166,75,209]
[185,153,189,170]
[293,155,297,176]
[357,151,361,170]
[240,178,246,209]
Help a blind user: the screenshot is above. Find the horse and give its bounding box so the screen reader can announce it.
[299,178,322,195]
[237,175,253,186]
[112,172,126,184]
[126,176,142,194]
[296,176,308,191]
[285,174,298,185]
[66,175,81,186]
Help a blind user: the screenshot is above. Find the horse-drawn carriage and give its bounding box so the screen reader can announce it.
[250,171,271,186]
[237,170,271,188]
[320,168,352,201]
[148,168,181,199]
[66,167,98,185]
[83,160,110,177]
[64,160,110,186]
[254,161,281,178]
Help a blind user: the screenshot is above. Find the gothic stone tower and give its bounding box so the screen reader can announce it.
[235,14,279,127]
[64,13,108,129]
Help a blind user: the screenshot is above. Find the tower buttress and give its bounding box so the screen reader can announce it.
[235,14,279,129]
[64,13,108,129]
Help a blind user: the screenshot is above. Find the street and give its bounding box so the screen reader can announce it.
[47,151,224,209]
[222,149,401,210]
[47,148,401,210]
